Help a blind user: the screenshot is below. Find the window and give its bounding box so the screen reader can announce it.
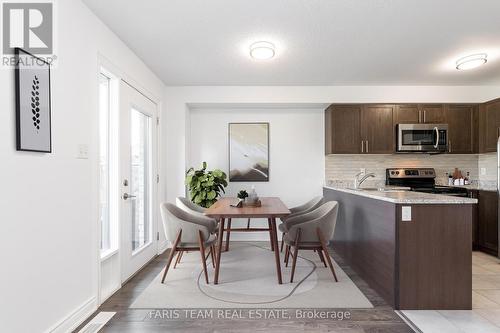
[99,73,111,252]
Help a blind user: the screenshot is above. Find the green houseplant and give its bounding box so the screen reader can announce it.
[185,162,228,208]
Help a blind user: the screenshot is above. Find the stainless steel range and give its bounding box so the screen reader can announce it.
[385,167,468,197]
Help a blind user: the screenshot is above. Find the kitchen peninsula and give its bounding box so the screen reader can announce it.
[324,186,477,310]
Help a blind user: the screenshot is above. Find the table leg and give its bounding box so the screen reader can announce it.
[225,218,232,252]
[267,218,275,252]
[214,217,225,284]
[270,217,283,284]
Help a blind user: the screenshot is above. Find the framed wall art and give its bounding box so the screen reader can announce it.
[229,122,269,182]
[15,48,52,153]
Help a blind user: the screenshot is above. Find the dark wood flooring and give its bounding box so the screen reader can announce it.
[75,244,414,333]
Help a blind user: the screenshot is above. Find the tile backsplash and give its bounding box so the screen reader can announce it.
[325,153,497,189]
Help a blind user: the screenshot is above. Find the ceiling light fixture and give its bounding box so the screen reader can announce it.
[249,41,275,60]
[456,53,488,70]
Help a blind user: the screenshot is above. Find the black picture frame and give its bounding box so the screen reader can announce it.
[15,47,52,153]
[228,122,270,182]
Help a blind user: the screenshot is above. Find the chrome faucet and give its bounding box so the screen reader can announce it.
[354,171,376,189]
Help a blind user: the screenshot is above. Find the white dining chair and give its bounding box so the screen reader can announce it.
[281,201,339,283]
[160,203,217,284]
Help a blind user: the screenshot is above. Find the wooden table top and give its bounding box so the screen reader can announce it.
[205,197,291,218]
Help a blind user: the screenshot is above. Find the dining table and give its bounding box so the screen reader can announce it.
[204,197,291,284]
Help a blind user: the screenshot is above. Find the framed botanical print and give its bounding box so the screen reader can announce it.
[229,122,269,182]
[15,48,52,152]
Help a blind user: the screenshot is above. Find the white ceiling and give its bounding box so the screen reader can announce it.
[83,0,500,86]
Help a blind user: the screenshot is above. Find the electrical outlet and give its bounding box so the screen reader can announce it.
[481,168,486,176]
[77,144,89,159]
[401,206,412,222]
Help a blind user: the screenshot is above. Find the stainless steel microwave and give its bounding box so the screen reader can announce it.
[397,124,448,152]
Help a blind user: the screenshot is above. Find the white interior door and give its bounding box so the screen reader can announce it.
[119,81,158,282]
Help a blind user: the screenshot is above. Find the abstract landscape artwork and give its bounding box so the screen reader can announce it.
[229,123,269,182]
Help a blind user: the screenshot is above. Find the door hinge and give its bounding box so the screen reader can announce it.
[156,174,160,183]
[157,232,160,240]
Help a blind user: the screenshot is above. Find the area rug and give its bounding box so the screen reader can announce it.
[130,242,373,308]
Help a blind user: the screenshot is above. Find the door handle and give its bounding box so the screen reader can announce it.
[434,127,439,149]
[123,193,137,200]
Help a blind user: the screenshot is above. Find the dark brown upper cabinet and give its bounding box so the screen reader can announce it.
[419,104,446,123]
[361,105,395,154]
[479,98,500,153]
[446,104,478,154]
[325,104,393,154]
[325,104,362,154]
[393,104,446,124]
[393,105,420,124]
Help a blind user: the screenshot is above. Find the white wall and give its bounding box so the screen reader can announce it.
[189,107,324,240]
[164,86,500,205]
[0,0,165,332]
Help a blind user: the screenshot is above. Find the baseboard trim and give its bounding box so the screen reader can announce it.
[46,296,97,333]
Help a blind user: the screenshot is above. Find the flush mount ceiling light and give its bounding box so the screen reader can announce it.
[249,41,275,60]
[456,53,488,70]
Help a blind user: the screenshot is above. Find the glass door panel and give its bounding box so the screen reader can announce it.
[130,109,152,252]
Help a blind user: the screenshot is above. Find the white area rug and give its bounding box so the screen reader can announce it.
[131,242,373,309]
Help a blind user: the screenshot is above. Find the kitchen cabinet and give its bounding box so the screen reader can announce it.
[479,98,500,153]
[446,105,478,154]
[393,105,420,124]
[325,104,362,154]
[419,104,446,123]
[469,190,479,250]
[361,105,395,153]
[325,104,394,154]
[475,190,499,256]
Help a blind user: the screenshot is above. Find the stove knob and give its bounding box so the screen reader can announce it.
[396,171,400,175]
[391,171,395,175]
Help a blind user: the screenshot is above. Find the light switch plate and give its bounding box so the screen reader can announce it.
[77,144,89,159]
[401,206,412,222]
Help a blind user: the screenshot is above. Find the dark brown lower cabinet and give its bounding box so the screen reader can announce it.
[474,190,499,256]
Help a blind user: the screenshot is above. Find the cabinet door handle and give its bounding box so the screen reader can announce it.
[361,140,364,153]
[449,140,451,153]
[423,110,426,123]
[418,110,422,123]
[366,140,369,153]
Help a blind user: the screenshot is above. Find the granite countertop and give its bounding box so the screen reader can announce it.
[324,186,478,204]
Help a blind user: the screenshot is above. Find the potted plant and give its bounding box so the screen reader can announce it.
[185,162,228,208]
[237,190,249,201]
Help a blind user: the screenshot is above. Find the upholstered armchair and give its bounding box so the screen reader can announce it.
[278,196,324,251]
[160,203,217,284]
[281,201,339,283]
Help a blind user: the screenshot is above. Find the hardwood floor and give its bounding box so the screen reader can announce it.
[76,244,413,332]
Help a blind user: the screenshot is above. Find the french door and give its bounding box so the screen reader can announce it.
[119,81,158,282]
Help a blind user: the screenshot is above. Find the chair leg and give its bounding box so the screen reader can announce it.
[161,229,182,283]
[247,218,251,229]
[280,232,285,252]
[173,250,182,269]
[285,245,291,267]
[290,229,301,283]
[283,245,288,264]
[317,248,327,267]
[316,228,338,282]
[210,245,215,268]
[225,218,232,252]
[198,230,209,284]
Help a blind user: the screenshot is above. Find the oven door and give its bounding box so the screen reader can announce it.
[397,124,448,152]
